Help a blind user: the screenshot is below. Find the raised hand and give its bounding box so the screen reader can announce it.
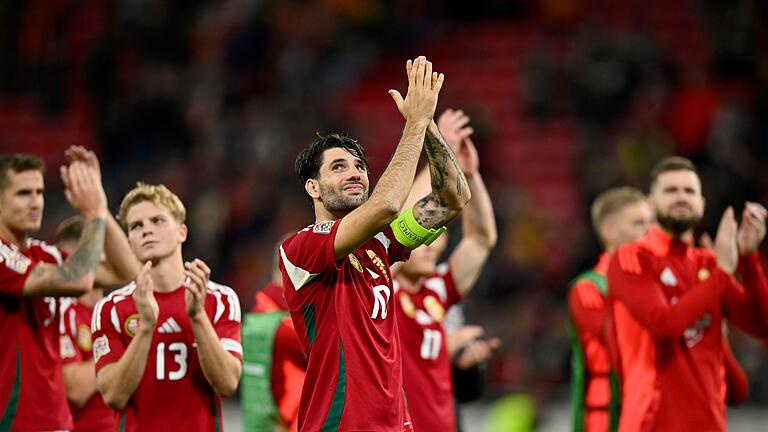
[60,161,108,220]
[133,261,159,333]
[65,145,102,183]
[388,56,445,125]
[437,109,479,177]
[436,109,473,152]
[184,259,211,319]
[737,202,767,255]
[714,207,739,274]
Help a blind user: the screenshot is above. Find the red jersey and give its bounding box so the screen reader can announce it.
[279,221,413,431]
[91,281,242,432]
[568,253,617,432]
[60,299,116,432]
[252,283,306,431]
[608,226,768,432]
[0,238,73,431]
[395,263,462,432]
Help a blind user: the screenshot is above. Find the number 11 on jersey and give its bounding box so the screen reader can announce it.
[420,329,441,360]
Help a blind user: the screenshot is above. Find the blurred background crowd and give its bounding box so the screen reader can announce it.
[1,0,767,425]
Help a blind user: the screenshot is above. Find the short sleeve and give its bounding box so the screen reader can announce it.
[280,222,341,291]
[91,299,127,373]
[380,226,409,265]
[0,249,35,297]
[209,282,243,361]
[0,242,67,297]
[59,301,83,365]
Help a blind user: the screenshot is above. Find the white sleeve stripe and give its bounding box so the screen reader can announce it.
[92,283,136,331]
[221,338,243,356]
[211,290,224,324]
[208,281,241,323]
[111,306,121,334]
[39,242,64,265]
[374,232,391,252]
[69,308,76,336]
[280,246,320,291]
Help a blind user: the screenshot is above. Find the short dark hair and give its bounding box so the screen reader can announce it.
[650,156,697,188]
[295,133,369,204]
[591,186,646,241]
[55,215,85,244]
[0,154,44,193]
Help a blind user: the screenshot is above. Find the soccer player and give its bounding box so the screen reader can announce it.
[56,216,117,431]
[242,234,305,432]
[392,107,498,432]
[568,187,653,432]
[607,157,768,432]
[91,183,242,431]
[0,147,137,431]
[279,56,469,431]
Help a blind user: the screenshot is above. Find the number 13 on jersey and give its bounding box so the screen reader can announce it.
[156,342,188,380]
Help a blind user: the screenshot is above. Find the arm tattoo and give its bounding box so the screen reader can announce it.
[413,195,452,229]
[423,131,467,197]
[56,218,106,283]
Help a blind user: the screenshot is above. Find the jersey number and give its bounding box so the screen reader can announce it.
[371,285,391,320]
[420,329,442,360]
[156,342,188,380]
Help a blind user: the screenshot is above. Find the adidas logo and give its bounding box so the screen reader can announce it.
[157,317,183,334]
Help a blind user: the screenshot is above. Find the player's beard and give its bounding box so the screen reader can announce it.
[656,209,702,236]
[319,182,368,214]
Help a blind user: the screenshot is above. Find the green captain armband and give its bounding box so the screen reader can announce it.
[390,207,447,249]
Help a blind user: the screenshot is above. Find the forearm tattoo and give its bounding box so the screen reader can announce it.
[423,131,467,198]
[56,218,106,283]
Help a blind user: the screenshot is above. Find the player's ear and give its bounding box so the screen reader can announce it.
[178,223,188,243]
[305,179,320,200]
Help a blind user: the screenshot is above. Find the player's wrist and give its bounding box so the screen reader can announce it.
[189,309,208,325]
[137,319,156,335]
[404,117,430,131]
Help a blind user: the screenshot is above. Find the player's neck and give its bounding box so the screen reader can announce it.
[394,271,425,294]
[314,203,343,222]
[0,222,27,248]
[79,288,103,308]
[148,253,186,292]
[657,225,694,243]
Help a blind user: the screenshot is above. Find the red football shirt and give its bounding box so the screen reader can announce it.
[91,281,242,432]
[0,238,72,431]
[60,299,116,432]
[280,220,413,431]
[568,253,615,432]
[395,263,462,432]
[608,225,768,432]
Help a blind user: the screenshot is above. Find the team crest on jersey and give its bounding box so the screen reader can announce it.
[348,254,364,272]
[399,293,416,318]
[0,250,31,274]
[60,335,76,359]
[423,295,445,322]
[366,250,388,281]
[76,324,92,351]
[124,314,140,337]
[698,268,710,281]
[93,335,110,362]
[313,220,336,234]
